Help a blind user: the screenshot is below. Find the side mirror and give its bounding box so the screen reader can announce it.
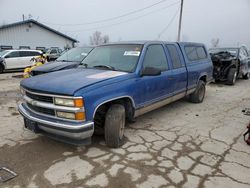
[141,67,161,76]
[4,55,10,58]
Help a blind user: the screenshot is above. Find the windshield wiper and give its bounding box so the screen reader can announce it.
[93,65,115,71]
[59,60,74,62]
[80,63,88,68]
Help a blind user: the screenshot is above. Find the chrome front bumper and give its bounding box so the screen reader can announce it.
[18,103,94,143]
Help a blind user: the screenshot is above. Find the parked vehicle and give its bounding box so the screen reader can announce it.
[30,47,93,76]
[18,41,213,148]
[209,46,250,85]
[46,47,62,61]
[0,49,42,73]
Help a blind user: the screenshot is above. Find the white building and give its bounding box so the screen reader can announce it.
[0,19,77,51]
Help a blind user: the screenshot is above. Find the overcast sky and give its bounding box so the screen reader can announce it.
[0,0,249,48]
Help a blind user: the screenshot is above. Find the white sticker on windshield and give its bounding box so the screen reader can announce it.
[81,52,88,56]
[124,51,140,56]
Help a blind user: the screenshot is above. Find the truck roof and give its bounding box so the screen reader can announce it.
[99,41,205,46]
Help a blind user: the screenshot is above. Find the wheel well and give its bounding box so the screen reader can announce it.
[94,97,134,128]
[199,75,207,83]
[0,62,4,68]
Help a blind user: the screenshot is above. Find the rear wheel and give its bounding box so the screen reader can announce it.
[226,68,237,85]
[188,80,206,103]
[105,104,125,148]
[243,72,249,80]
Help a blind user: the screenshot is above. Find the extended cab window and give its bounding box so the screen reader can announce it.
[166,44,182,69]
[196,47,207,59]
[143,45,168,71]
[185,47,198,61]
[185,46,207,61]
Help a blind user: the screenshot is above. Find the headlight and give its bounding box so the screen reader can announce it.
[54,97,83,107]
[56,111,85,120]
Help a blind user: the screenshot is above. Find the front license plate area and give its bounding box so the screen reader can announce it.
[24,118,39,133]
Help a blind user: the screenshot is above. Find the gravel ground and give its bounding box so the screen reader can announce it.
[0,72,250,188]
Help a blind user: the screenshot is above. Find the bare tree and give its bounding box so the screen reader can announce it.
[211,38,220,47]
[89,31,103,45]
[89,31,110,45]
[103,35,109,44]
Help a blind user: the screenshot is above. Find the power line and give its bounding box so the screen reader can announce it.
[157,6,180,39]
[42,0,175,26]
[64,1,180,33]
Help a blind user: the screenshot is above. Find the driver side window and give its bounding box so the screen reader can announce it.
[143,45,168,71]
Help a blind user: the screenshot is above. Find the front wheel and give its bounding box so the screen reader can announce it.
[188,80,206,103]
[105,104,125,148]
[226,68,237,85]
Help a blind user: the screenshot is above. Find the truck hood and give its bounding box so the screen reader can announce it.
[32,61,80,73]
[21,68,128,96]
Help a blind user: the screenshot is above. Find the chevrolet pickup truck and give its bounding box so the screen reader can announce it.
[18,41,213,148]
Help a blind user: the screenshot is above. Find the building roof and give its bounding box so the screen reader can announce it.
[0,19,78,43]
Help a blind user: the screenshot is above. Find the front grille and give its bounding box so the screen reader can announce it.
[27,103,55,116]
[26,91,53,103]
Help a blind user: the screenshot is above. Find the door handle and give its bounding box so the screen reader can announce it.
[168,77,174,80]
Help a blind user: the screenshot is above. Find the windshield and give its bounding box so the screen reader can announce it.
[209,48,238,56]
[0,50,9,57]
[82,44,142,72]
[57,47,93,62]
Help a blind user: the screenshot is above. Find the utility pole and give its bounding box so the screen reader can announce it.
[177,0,184,42]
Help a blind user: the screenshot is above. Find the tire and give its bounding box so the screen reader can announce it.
[0,64,4,74]
[105,104,125,148]
[188,80,206,103]
[243,72,249,80]
[226,68,237,85]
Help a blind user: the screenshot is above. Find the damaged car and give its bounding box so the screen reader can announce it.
[209,46,250,85]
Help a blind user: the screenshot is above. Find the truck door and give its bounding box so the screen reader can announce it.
[136,44,173,106]
[165,44,187,95]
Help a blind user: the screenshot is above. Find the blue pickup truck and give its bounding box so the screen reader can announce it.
[18,41,213,148]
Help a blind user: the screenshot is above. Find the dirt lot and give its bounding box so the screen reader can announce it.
[0,72,250,188]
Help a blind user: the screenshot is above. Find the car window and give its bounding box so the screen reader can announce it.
[50,49,57,54]
[30,51,41,56]
[57,47,93,62]
[143,45,168,71]
[166,44,182,69]
[20,51,30,57]
[7,51,20,58]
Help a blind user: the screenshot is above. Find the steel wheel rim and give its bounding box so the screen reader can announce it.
[119,116,125,139]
